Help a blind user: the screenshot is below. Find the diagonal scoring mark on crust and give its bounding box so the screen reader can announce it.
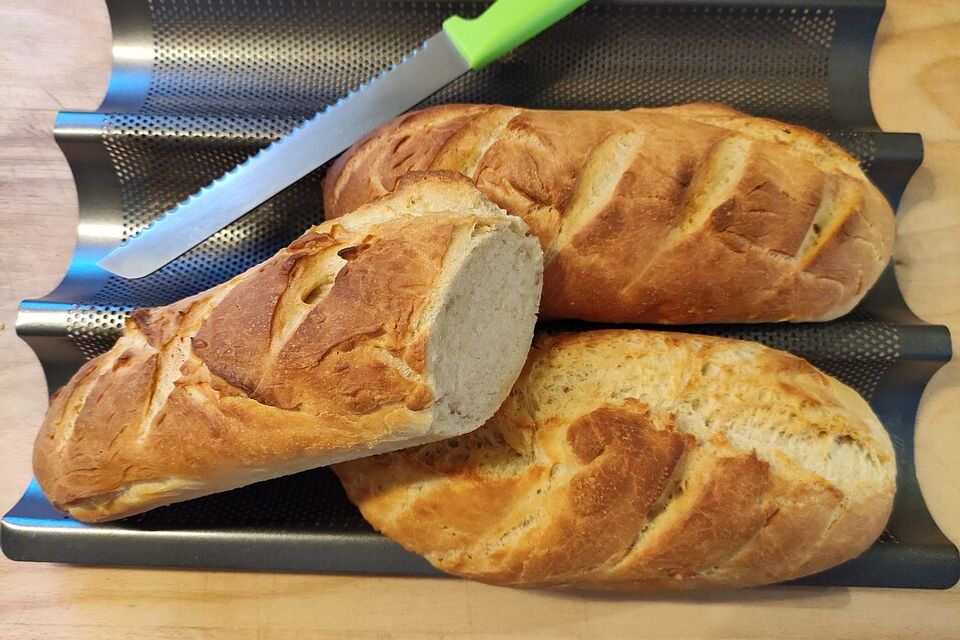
[459,108,522,180]
[605,444,698,574]
[332,106,495,209]
[677,115,882,275]
[596,350,886,578]
[790,496,850,575]
[53,349,123,455]
[544,129,644,264]
[680,115,863,179]
[664,135,753,245]
[135,280,243,445]
[268,249,348,359]
[603,438,770,580]
[470,428,555,574]
[621,135,752,292]
[730,175,849,305]
[701,492,845,582]
[330,119,411,206]
[796,175,861,270]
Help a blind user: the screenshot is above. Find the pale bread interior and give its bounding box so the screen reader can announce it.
[425,219,543,436]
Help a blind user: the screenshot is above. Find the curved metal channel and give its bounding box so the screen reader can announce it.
[828,0,885,129]
[97,0,154,114]
[16,1,154,390]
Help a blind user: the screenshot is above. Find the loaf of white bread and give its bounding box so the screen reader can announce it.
[324,103,895,324]
[334,329,896,589]
[33,173,543,522]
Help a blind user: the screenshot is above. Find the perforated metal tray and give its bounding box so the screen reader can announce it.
[3,0,958,589]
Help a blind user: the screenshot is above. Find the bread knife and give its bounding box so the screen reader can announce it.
[96,0,587,279]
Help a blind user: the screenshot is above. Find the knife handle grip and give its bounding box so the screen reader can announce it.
[443,0,588,70]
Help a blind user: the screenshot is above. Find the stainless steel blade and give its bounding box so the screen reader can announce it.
[97,31,470,279]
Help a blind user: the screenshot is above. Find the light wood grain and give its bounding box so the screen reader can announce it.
[1,1,959,638]
[872,1,960,552]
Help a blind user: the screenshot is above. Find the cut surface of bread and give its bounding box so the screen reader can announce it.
[34,172,543,522]
[323,103,895,324]
[334,329,896,589]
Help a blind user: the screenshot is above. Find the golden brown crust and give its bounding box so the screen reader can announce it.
[333,329,897,589]
[33,173,542,522]
[323,103,895,323]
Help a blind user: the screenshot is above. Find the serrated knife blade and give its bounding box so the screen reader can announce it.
[96,0,588,279]
[97,32,469,279]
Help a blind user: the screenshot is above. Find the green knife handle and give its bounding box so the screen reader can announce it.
[443,0,588,70]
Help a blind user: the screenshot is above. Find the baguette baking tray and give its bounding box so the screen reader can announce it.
[3,0,958,589]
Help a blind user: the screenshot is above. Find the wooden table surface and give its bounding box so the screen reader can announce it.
[1,1,959,637]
